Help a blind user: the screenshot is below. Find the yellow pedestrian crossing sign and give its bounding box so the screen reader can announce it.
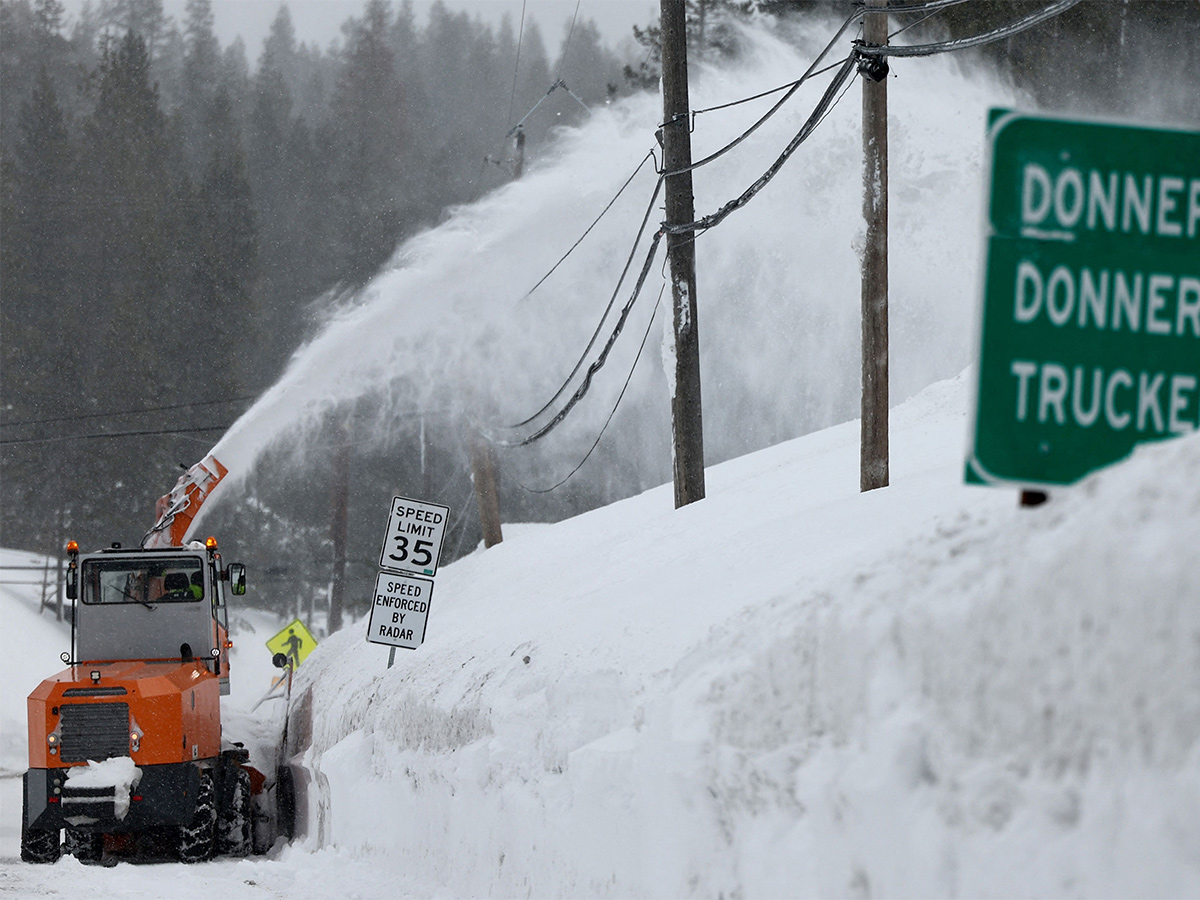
[265,618,318,667]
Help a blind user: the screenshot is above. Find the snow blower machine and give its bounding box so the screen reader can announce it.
[21,456,271,864]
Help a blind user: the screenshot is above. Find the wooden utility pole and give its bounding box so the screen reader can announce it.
[327,430,350,633]
[470,435,503,548]
[660,0,705,508]
[512,126,525,180]
[462,124,525,550]
[860,0,889,492]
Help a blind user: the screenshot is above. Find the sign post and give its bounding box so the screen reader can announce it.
[369,496,450,664]
[968,111,1200,488]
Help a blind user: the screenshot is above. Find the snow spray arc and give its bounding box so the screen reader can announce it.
[191,29,1009,534]
[367,496,450,663]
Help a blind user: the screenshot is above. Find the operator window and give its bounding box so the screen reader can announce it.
[82,557,205,605]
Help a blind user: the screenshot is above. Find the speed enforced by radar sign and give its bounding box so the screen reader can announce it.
[377,496,450,577]
[367,572,433,650]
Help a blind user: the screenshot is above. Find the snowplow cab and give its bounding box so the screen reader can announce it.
[21,539,255,865]
[72,544,236,692]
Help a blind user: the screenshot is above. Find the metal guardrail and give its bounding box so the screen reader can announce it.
[0,557,66,620]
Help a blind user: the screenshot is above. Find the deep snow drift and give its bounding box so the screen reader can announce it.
[272,372,1200,899]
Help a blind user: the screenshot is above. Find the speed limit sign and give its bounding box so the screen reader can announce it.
[377,496,450,577]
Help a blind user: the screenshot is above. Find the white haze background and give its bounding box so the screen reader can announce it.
[3,18,1199,900]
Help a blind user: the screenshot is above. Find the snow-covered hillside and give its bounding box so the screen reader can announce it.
[277,371,1200,899]
[3,373,1199,897]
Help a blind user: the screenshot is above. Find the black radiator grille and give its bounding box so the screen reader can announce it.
[59,702,129,762]
[62,687,127,697]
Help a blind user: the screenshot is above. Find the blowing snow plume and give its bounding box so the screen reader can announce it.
[192,20,1013,533]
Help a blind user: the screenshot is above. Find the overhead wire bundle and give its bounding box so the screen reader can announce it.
[478,0,1084,492]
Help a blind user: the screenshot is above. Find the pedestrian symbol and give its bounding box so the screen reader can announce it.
[265,618,318,667]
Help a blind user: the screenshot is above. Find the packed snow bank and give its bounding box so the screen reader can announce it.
[286,372,1200,898]
[0,550,71,777]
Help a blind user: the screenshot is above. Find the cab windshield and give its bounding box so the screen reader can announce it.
[82,556,205,605]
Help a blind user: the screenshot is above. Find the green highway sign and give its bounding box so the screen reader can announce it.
[967,110,1200,487]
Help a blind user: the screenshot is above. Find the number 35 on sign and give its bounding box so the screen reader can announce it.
[378,496,450,577]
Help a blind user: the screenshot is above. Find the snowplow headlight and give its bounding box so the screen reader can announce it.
[47,734,58,745]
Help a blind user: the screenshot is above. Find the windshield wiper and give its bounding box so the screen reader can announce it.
[113,584,156,610]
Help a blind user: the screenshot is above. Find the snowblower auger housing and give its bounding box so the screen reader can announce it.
[21,538,260,864]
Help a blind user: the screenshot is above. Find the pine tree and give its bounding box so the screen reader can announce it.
[624,0,753,89]
[97,0,168,59]
[3,66,78,412]
[331,0,409,283]
[187,86,258,395]
[178,0,219,171]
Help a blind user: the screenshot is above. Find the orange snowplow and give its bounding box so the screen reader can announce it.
[21,457,273,864]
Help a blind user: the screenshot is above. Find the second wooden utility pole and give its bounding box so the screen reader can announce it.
[328,432,350,633]
[470,434,504,548]
[860,0,889,492]
[660,0,705,509]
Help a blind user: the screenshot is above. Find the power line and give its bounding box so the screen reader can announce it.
[688,6,859,118]
[855,0,1084,58]
[662,52,860,237]
[815,57,861,131]
[517,284,665,493]
[0,425,232,447]
[658,7,876,183]
[556,0,584,83]
[669,0,1082,237]
[488,16,864,446]
[491,229,664,449]
[506,0,528,128]
[663,10,860,181]
[867,0,972,14]
[0,395,255,430]
[519,149,657,302]
[498,171,665,434]
[888,7,949,42]
[501,0,587,141]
